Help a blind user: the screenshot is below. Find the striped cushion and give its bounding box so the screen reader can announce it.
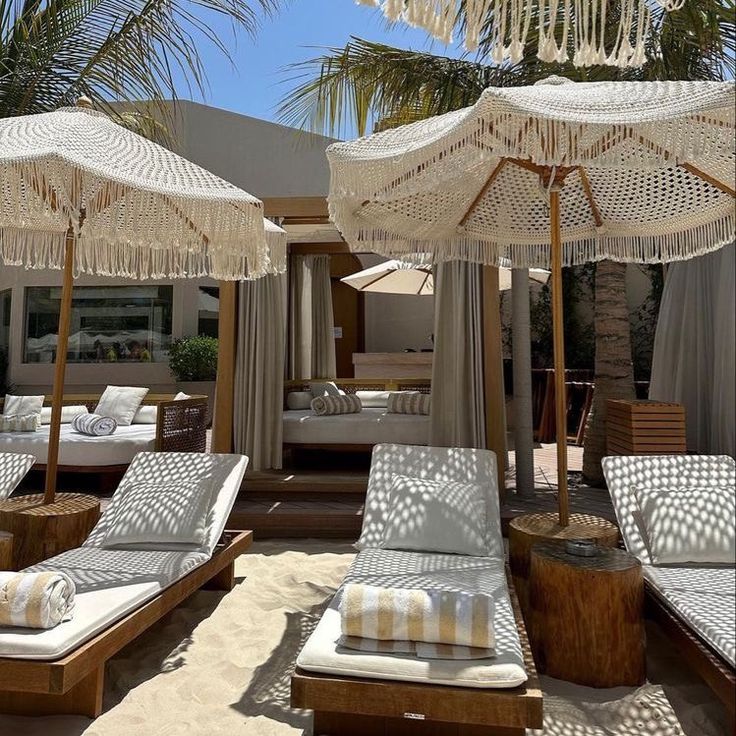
[311,394,362,416]
[387,391,431,415]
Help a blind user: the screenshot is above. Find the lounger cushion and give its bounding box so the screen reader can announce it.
[95,386,149,426]
[297,549,527,689]
[635,485,736,564]
[0,547,208,659]
[101,481,214,549]
[644,565,735,667]
[382,475,489,556]
[0,452,35,501]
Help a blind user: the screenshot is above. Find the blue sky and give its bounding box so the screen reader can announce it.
[186,1,462,129]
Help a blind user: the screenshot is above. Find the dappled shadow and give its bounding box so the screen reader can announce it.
[0,451,35,500]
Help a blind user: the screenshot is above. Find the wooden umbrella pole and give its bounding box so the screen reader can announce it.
[549,187,569,526]
[212,280,238,453]
[44,228,76,503]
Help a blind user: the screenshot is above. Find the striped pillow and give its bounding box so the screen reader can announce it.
[387,391,431,415]
[311,394,362,416]
[0,414,40,432]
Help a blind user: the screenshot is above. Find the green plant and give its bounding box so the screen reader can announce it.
[168,336,218,382]
[631,264,665,382]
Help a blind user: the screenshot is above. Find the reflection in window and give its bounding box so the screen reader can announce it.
[198,286,219,338]
[24,286,173,364]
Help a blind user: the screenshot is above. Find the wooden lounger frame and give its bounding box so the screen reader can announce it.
[645,582,735,729]
[0,530,252,719]
[291,569,543,736]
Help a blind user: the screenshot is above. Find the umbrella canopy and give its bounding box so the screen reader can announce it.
[341,259,549,294]
[327,78,735,526]
[0,102,284,280]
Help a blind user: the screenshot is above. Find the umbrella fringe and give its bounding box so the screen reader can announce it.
[0,228,66,270]
[334,212,735,268]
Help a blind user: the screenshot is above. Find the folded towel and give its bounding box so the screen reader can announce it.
[71,412,117,436]
[311,394,362,416]
[0,414,40,432]
[0,572,76,629]
[339,635,494,660]
[340,583,495,649]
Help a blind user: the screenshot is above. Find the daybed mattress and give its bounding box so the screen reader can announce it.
[296,548,527,689]
[283,408,429,446]
[644,564,735,667]
[0,424,157,466]
[0,547,207,660]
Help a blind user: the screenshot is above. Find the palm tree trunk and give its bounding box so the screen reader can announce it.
[582,260,636,485]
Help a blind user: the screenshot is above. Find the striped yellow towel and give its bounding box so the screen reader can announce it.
[339,583,495,649]
[338,635,495,660]
[0,571,76,629]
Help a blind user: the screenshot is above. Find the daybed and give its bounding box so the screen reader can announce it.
[291,443,542,735]
[0,394,207,471]
[0,451,251,718]
[283,379,431,451]
[602,454,736,725]
[0,452,35,500]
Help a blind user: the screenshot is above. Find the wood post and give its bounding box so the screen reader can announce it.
[549,188,569,526]
[482,265,507,499]
[44,230,75,504]
[212,280,237,453]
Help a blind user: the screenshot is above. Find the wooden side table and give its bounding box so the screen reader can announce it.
[529,541,645,688]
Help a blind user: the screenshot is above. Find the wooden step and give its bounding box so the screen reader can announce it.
[244,470,368,495]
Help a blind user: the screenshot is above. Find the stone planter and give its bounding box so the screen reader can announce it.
[177,380,216,427]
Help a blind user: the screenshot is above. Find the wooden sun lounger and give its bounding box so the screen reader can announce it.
[291,570,543,736]
[645,581,736,730]
[0,529,252,719]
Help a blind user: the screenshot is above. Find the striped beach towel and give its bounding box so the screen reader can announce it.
[339,583,495,649]
[0,572,76,629]
[387,391,431,415]
[71,412,117,436]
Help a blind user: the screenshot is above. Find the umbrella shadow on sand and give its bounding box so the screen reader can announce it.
[231,600,330,734]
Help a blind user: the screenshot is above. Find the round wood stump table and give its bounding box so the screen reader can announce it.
[508,512,619,615]
[529,541,645,688]
[0,531,12,569]
[0,494,100,570]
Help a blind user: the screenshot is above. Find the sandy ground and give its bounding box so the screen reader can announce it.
[0,540,729,736]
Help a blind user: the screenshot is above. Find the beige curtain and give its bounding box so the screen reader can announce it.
[430,261,486,448]
[234,274,286,471]
[288,254,336,379]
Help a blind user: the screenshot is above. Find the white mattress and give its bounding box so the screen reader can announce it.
[0,424,157,466]
[0,547,207,659]
[644,564,735,667]
[283,408,429,446]
[296,548,527,689]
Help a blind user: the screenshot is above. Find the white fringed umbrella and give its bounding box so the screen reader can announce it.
[327,78,735,525]
[341,259,549,294]
[0,99,286,501]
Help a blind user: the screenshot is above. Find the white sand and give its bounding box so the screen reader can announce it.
[0,541,729,735]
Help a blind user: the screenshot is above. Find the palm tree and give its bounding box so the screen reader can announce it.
[278,2,733,487]
[0,0,279,129]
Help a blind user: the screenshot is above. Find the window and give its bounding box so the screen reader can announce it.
[198,286,219,338]
[24,286,173,364]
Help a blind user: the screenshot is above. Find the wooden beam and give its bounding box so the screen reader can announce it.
[212,281,237,453]
[549,188,569,526]
[262,196,329,219]
[680,162,736,198]
[459,159,507,227]
[482,265,507,500]
[578,168,604,227]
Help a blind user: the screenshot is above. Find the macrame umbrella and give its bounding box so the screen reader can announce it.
[0,99,286,503]
[341,258,549,294]
[357,0,682,67]
[327,77,735,525]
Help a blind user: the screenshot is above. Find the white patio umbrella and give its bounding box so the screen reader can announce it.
[341,259,549,294]
[0,98,286,502]
[326,77,735,526]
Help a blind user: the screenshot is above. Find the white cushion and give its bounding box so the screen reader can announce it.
[286,391,313,410]
[309,381,345,397]
[94,386,149,426]
[174,392,191,400]
[4,394,43,416]
[382,475,489,556]
[101,481,213,549]
[356,390,391,408]
[0,414,40,432]
[40,405,88,425]
[635,485,736,564]
[132,405,158,424]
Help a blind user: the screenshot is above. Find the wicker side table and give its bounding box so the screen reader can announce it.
[529,541,645,688]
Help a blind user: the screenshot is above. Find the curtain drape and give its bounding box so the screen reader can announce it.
[288,254,337,379]
[430,261,486,448]
[234,273,286,471]
[649,243,735,457]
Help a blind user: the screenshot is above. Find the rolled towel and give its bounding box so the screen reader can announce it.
[339,583,495,649]
[71,412,117,436]
[0,571,76,629]
[311,394,362,416]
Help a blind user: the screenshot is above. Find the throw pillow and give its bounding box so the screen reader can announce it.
[94,386,149,426]
[4,394,44,417]
[355,390,391,408]
[132,406,158,424]
[286,391,314,410]
[309,381,345,398]
[0,414,40,432]
[39,405,88,425]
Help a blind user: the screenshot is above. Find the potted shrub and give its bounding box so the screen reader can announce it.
[168,336,218,424]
